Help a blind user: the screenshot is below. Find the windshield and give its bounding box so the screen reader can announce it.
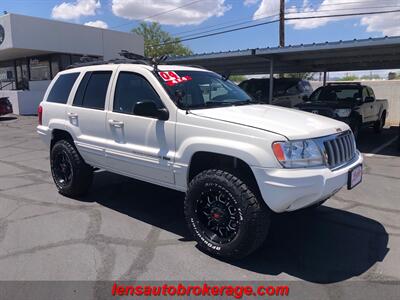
[157,70,254,109]
[310,86,361,102]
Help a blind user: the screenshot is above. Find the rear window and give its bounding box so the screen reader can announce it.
[47,73,79,104]
[73,71,112,110]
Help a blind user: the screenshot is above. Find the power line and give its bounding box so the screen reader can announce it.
[288,0,398,6]
[151,19,280,47]
[286,8,400,19]
[175,5,399,41]
[111,0,203,29]
[151,8,400,48]
[177,14,279,39]
[173,3,399,40]
[288,5,400,13]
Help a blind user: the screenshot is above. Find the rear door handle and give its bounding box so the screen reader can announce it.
[108,119,124,128]
[67,112,78,118]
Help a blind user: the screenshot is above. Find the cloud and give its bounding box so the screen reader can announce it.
[111,0,231,26]
[244,0,259,6]
[252,0,400,35]
[253,0,280,20]
[52,0,101,20]
[361,12,400,36]
[84,20,108,29]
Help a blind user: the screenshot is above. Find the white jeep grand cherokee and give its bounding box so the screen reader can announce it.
[37,62,363,259]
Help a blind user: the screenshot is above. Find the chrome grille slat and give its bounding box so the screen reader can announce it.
[337,138,345,164]
[325,141,335,167]
[332,139,341,164]
[322,131,356,169]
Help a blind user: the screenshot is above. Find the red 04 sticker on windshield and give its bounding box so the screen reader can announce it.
[158,71,192,86]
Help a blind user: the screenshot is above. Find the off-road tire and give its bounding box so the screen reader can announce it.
[350,117,361,139]
[184,169,270,260]
[50,139,93,197]
[374,112,386,133]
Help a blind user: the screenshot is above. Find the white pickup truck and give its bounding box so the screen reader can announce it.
[37,62,363,259]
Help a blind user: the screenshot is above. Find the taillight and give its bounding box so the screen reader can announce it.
[38,105,43,125]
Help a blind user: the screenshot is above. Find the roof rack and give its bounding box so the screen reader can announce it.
[66,50,161,69]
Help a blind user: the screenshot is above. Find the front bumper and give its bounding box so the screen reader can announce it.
[252,151,363,213]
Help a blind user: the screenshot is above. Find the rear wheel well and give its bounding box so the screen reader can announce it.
[51,129,74,150]
[188,152,260,195]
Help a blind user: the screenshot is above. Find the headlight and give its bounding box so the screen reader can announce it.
[272,140,324,168]
[334,108,351,117]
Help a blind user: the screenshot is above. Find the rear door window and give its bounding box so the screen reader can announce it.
[47,73,79,104]
[73,71,112,110]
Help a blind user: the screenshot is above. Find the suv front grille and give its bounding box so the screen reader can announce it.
[323,131,356,169]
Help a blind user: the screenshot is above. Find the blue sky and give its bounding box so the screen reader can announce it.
[1,0,399,76]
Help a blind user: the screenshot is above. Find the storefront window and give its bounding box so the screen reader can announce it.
[0,61,16,90]
[51,55,60,78]
[16,59,29,90]
[29,57,51,81]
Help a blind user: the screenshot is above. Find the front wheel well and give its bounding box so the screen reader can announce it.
[188,152,260,195]
[51,129,74,150]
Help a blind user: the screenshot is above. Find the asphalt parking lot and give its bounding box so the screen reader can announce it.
[0,116,399,285]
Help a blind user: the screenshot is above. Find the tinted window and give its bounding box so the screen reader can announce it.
[367,87,375,98]
[47,73,79,104]
[310,87,361,102]
[159,71,251,109]
[73,71,111,110]
[113,72,163,114]
[362,88,369,100]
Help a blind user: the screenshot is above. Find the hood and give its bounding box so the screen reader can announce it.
[297,100,356,109]
[192,104,349,140]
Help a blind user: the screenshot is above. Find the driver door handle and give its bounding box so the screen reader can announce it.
[108,119,124,128]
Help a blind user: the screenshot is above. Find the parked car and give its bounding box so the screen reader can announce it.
[0,97,13,116]
[238,78,313,107]
[296,83,388,138]
[37,62,363,259]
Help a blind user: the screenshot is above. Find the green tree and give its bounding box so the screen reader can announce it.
[133,22,193,58]
[229,75,246,83]
[360,74,381,80]
[340,75,359,81]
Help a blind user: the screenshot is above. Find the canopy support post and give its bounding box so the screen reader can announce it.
[268,58,274,104]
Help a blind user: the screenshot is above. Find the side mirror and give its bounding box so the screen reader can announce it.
[302,95,309,101]
[134,101,169,121]
[364,96,374,103]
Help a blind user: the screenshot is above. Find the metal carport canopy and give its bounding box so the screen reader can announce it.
[167,36,400,75]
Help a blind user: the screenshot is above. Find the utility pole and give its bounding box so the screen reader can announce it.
[279,0,285,48]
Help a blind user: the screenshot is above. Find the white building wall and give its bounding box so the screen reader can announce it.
[0,13,144,115]
[6,14,144,58]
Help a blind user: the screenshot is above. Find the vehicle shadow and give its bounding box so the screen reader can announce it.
[79,171,389,284]
[0,116,18,122]
[233,207,389,283]
[356,126,399,156]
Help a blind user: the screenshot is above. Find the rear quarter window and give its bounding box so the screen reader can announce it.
[47,73,79,104]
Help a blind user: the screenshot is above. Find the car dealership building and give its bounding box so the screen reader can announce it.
[0,13,144,114]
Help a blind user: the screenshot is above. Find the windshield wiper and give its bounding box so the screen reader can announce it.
[232,99,261,106]
[205,101,235,107]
